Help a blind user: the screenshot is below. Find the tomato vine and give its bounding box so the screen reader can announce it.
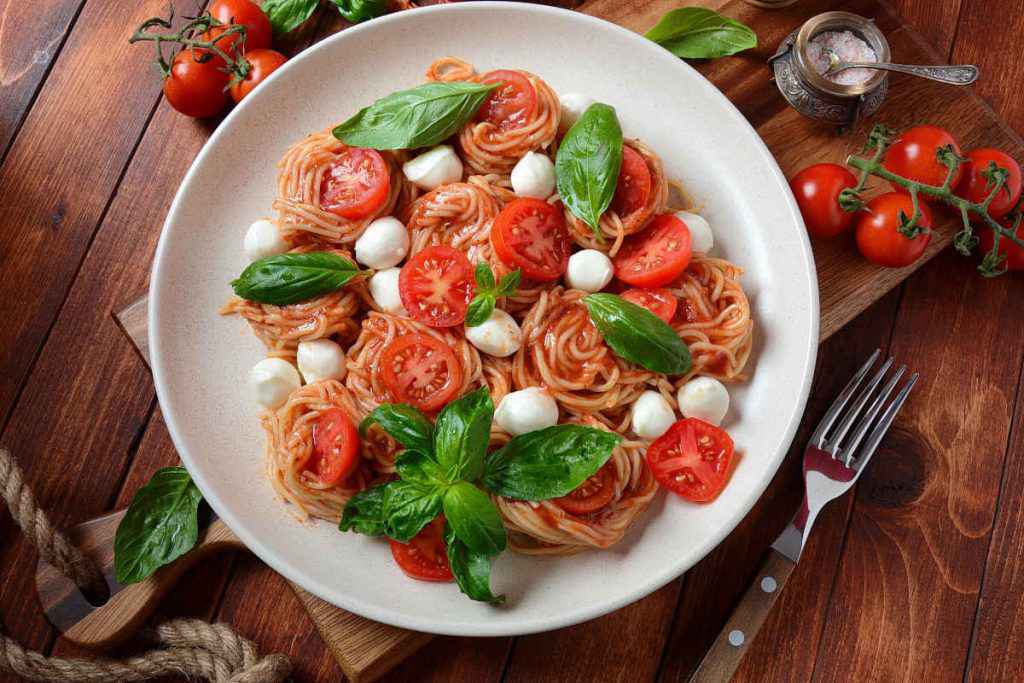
[129,8,251,87]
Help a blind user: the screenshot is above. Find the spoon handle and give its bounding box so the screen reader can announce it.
[862,62,979,85]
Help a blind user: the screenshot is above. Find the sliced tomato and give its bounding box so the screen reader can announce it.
[646,418,735,503]
[620,288,678,323]
[319,147,390,220]
[308,408,360,485]
[478,70,537,131]
[611,144,652,218]
[613,214,692,287]
[553,463,616,515]
[389,516,453,582]
[399,246,475,327]
[379,332,463,412]
[491,198,571,282]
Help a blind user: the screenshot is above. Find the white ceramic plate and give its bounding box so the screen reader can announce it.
[150,2,818,636]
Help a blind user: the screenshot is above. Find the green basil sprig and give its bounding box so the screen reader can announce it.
[333,81,499,150]
[360,404,435,455]
[555,103,623,240]
[231,252,367,306]
[340,485,387,536]
[261,0,319,35]
[446,525,504,604]
[114,467,204,584]
[332,0,387,23]
[645,7,757,59]
[583,293,692,375]
[465,263,521,327]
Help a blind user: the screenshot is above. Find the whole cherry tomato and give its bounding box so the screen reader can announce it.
[230,49,287,103]
[978,217,1024,272]
[953,148,1023,221]
[163,48,229,118]
[855,192,933,268]
[882,125,962,197]
[204,0,273,57]
[790,163,859,238]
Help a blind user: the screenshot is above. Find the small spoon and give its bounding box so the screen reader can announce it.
[823,47,979,86]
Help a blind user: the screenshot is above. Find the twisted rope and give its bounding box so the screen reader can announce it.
[0,447,291,682]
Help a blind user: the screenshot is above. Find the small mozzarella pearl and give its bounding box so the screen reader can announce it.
[248,358,301,410]
[244,219,289,261]
[465,308,522,357]
[402,145,463,190]
[675,211,714,254]
[510,152,556,199]
[558,93,597,134]
[631,390,677,440]
[495,388,559,436]
[355,217,409,269]
[677,377,730,426]
[369,267,407,316]
[296,339,346,384]
[565,249,614,292]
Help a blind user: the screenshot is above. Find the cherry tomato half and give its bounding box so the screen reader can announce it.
[789,163,859,238]
[979,218,1024,271]
[399,246,475,328]
[308,408,360,485]
[611,144,653,218]
[378,332,464,412]
[163,48,230,118]
[491,198,571,282]
[319,147,390,220]
[882,125,962,196]
[205,0,273,56]
[553,463,617,515]
[646,418,735,503]
[230,49,287,103]
[389,516,453,582]
[620,288,678,323]
[613,214,692,288]
[954,148,1023,221]
[855,192,933,268]
[478,70,537,131]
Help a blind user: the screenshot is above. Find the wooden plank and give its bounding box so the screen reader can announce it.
[887,0,963,59]
[949,0,1024,127]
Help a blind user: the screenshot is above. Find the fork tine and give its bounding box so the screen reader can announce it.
[829,356,895,459]
[849,372,919,467]
[810,349,881,448]
[842,365,906,466]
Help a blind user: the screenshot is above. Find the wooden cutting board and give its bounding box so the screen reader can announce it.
[104,0,1024,680]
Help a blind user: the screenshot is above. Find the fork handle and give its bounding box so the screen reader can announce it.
[689,548,796,682]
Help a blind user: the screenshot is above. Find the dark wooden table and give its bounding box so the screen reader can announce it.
[2,1,1023,681]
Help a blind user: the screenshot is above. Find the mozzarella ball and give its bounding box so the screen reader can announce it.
[244,219,289,261]
[355,217,409,269]
[631,390,676,440]
[495,388,559,436]
[465,308,522,358]
[565,249,613,292]
[402,145,463,190]
[248,358,301,410]
[510,152,556,199]
[558,93,597,134]
[369,267,407,316]
[296,339,346,384]
[675,211,714,254]
[677,377,730,426]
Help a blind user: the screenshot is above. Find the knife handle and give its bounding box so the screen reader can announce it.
[689,548,796,683]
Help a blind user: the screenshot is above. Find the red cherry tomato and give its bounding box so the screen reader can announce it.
[491,198,571,282]
[620,288,678,323]
[205,0,273,56]
[789,163,859,238]
[308,408,360,485]
[613,214,692,288]
[953,148,1023,221]
[882,125,962,196]
[477,70,537,131]
[162,49,230,118]
[855,192,933,268]
[229,49,287,103]
[319,147,390,220]
[389,517,453,582]
[399,246,475,328]
[611,145,653,218]
[553,463,617,515]
[979,218,1024,271]
[646,418,735,503]
[378,333,464,412]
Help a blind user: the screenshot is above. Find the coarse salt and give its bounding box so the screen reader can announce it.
[807,30,878,86]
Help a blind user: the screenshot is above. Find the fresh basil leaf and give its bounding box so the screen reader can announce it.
[261,0,319,35]
[339,483,389,536]
[395,450,448,487]
[482,426,620,501]
[555,103,623,238]
[231,252,366,306]
[645,7,757,59]
[359,403,434,455]
[475,261,496,291]
[497,270,521,296]
[433,387,493,482]
[442,482,506,555]
[114,467,203,584]
[583,293,691,375]
[382,480,443,543]
[445,524,505,604]
[332,0,387,23]
[333,81,498,150]
[465,293,496,328]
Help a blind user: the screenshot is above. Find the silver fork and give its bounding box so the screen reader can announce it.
[689,350,918,682]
